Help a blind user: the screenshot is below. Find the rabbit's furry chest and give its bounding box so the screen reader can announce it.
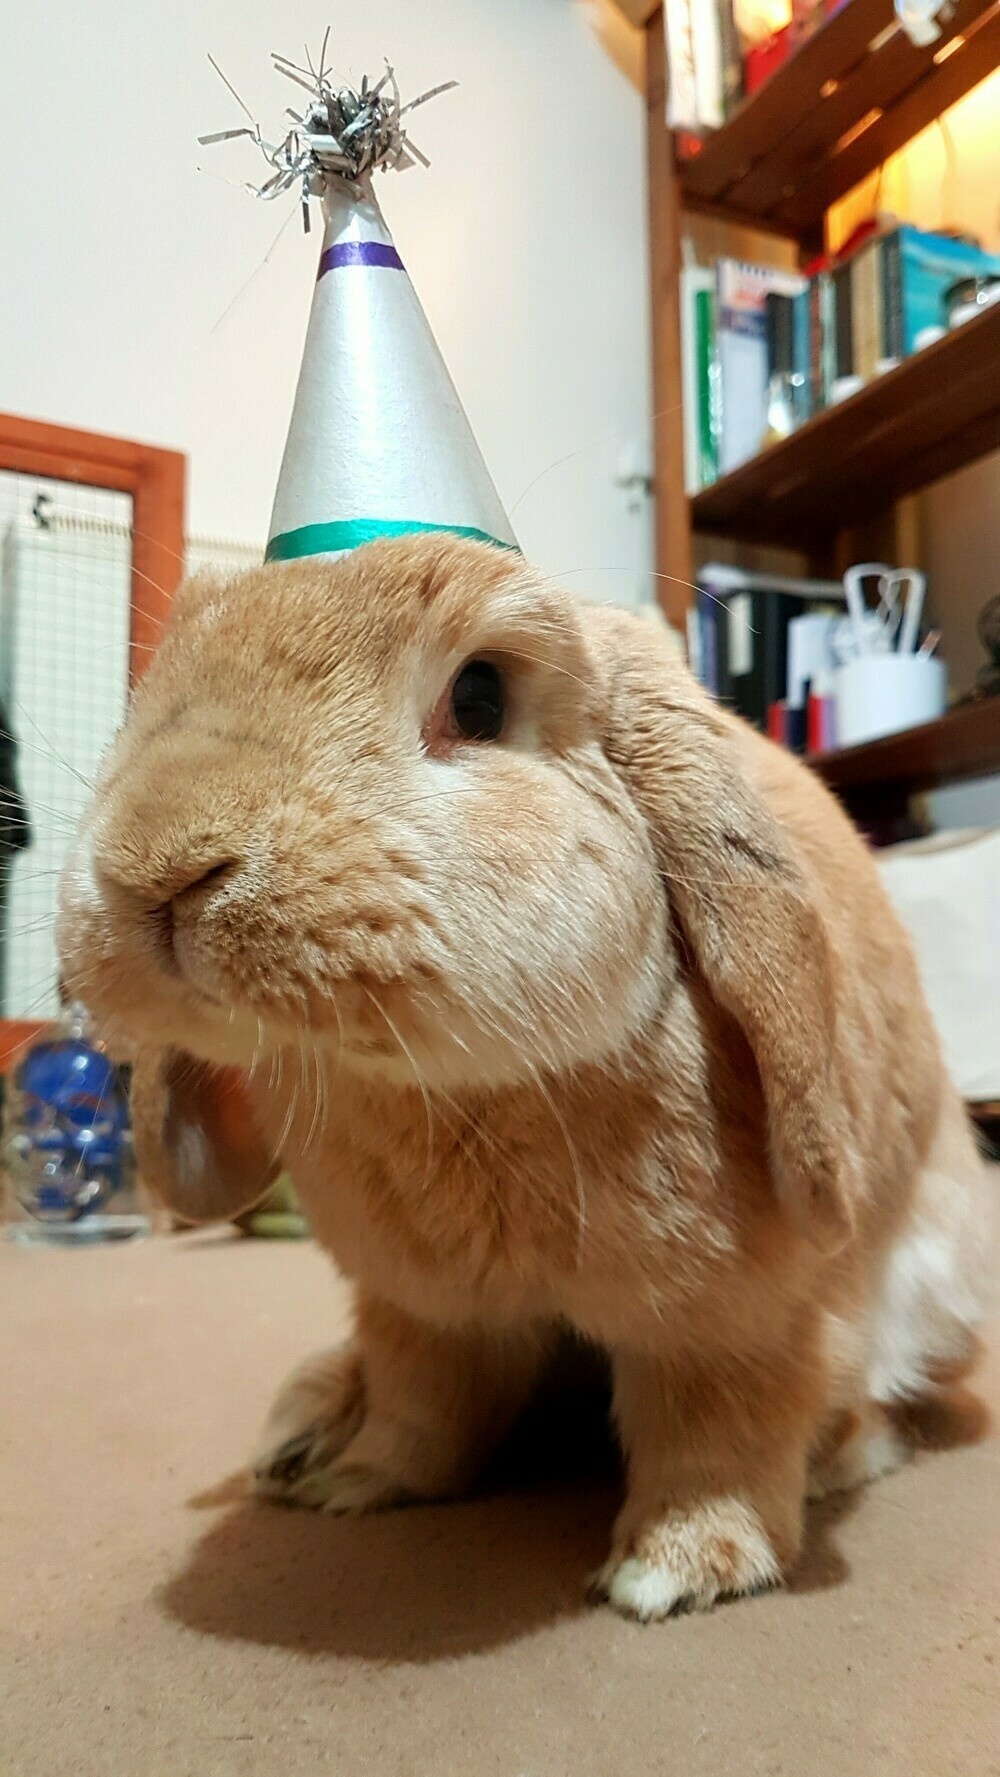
[258,1008,765,1346]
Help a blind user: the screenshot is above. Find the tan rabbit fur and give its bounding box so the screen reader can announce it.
[57,535,992,1620]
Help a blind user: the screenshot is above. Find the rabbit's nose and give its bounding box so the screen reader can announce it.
[169,860,238,909]
[162,861,239,965]
[95,852,242,974]
[95,849,240,910]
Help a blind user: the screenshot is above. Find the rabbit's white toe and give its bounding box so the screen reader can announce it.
[592,1499,783,1621]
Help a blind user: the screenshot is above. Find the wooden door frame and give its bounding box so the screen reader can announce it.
[0,413,187,1067]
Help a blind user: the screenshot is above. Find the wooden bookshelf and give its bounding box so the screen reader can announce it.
[645,1,1000,727]
[678,0,1000,244]
[642,2,1000,1131]
[812,697,1000,799]
[691,301,1000,547]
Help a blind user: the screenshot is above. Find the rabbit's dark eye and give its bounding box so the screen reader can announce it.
[450,660,505,742]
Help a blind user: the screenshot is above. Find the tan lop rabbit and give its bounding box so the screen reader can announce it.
[58,535,992,1620]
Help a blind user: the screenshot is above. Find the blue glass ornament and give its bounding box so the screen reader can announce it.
[3,1004,148,1243]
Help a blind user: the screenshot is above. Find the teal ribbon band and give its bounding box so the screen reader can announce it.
[265,518,519,563]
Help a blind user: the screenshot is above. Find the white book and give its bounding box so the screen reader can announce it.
[691,0,724,129]
[716,259,806,474]
[664,0,699,131]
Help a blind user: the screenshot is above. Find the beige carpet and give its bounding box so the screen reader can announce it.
[2,1230,998,1777]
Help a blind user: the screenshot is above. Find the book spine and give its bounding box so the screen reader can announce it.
[698,591,718,696]
[766,292,794,384]
[767,701,788,745]
[685,605,703,684]
[808,276,824,413]
[833,262,854,379]
[851,243,879,384]
[716,259,770,473]
[820,273,836,401]
[690,0,724,129]
[738,589,770,728]
[715,590,732,706]
[663,0,700,131]
[680,267,702,496]
[872,243,887,366]
[707,307,722,479]
[792,287,812,424]
[695,287,718,486]
[882,231,903,362]
[766,594,806,719]
[716,0,743,115]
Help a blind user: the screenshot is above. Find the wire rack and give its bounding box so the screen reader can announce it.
[0,469,261,1021]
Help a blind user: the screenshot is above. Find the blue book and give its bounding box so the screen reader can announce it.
[699,590,719,696]
[882,225,1000,358]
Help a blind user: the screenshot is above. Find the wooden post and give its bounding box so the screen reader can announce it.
[645,11,693,629]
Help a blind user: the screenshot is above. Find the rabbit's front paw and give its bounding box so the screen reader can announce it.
[592,1498,784,1622]
[253,1344,366,1506]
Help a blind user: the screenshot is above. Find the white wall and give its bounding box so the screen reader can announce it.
[1,0,653,607]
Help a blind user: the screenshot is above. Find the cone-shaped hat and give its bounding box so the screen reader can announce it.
[202,52,517,563]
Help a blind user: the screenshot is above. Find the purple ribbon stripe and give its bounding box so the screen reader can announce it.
[318,240,405,279]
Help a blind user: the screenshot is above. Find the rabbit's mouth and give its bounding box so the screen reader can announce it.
[56,822,450,1081]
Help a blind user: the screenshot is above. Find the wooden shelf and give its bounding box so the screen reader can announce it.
[690,301,1000,547]
[679,0,1000,243]
[812,698,1000,798]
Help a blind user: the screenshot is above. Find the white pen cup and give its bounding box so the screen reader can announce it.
[834,653,947,748]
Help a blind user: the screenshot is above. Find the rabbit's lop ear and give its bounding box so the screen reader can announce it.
[595,609,856,1255]
[130,1050,279,1224]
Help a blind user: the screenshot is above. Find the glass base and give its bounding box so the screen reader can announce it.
[7,1213,151,1246]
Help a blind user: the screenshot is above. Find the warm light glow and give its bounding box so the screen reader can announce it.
[828,66,1000,257]
[820,78,839,99]
[868,22,900,53]
[933,34,966,63]
[733,0,792,44]
[834,109,884,155]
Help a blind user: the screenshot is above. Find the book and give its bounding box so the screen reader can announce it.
[792,285,812,425]
[808,272,833,412]
[881,230,904,363]
[680,265,718,494]
[717,0,743,114]
[765,291,796,439]
[786,611,840,708]
[767,701,788,744]
[851,237,883,384]
[717,260,807,472]
[698,284,720,486]
[696,585,734,705]
[832,260,854,382]
[734,588,803,730]
[881,224,1000,357]
[698,566,843,730]
[690,0,724,129]
[765,285,812,435]
[663,0,700,131]
[698,590,720,697]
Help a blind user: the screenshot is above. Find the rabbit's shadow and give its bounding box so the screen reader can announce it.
[161,1377,859,1663]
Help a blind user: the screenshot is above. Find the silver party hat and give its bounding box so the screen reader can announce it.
[201,49,517,563]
